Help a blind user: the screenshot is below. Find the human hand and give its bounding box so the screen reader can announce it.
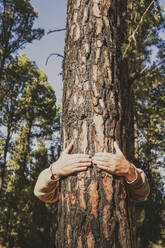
[51,141,92,178]
[92,141,136,182]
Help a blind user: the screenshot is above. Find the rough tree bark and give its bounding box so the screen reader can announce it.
[56,0,135,247]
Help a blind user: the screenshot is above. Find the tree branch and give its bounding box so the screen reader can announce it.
[47,28,66,35]
[123,0,156,59]
[128,65,148,84]
[45,53,64,66]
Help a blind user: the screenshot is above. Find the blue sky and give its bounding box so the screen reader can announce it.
[23,0,67,104]
[23,0,165,105]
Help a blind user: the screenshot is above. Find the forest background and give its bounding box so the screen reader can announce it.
[0,0,165,247]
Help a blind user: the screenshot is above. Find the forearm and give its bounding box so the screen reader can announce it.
[34,167,59,203]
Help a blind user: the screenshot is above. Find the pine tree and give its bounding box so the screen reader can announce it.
[56,0,165,247]
[0,0,44,80]
[56,0,135,247]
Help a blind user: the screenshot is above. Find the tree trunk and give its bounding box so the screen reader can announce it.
[56,0,135,247]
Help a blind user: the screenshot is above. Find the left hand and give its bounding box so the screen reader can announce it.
[92,141,136,182]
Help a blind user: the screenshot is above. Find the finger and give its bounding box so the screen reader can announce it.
[114,141,122,155]
[70,154,90,158]
[93,153,115,160]
[92,155,117,164]
[92,156,110,162]
[93,160,115,170]
[69,157,92,163]
[95,164,111,173]
[92,160,109,167]
[73,162,92,167]
[67,160,91,167]
[73,167,88,172]
[94,152,112,157]
[93,155,113,161]
[96,164,115,173]
[63,140,74,154]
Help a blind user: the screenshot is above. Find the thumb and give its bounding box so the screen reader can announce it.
[63,140,74,154]
[114,141,123,155]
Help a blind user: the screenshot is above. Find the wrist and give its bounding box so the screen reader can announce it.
[50,162,61,180]
[125,162,137,183]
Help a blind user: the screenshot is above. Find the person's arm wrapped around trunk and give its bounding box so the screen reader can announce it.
[34,141,150,203]
[34,167,60,203]
[34,141,92,203]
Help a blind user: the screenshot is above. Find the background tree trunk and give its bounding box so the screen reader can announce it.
[56,0,135,247]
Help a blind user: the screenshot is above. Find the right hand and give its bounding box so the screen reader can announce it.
[51,141,92,177]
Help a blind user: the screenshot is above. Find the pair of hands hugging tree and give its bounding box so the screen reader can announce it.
[50,141,137,183]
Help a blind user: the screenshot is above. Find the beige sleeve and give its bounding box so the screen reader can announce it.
[34,167,59,203]
[126,168,150,201]
[34,165,150,203]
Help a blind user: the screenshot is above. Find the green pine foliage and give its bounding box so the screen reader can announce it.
[0,1,60,247]
[135,55,165,248]
[0,0,44,79]
[1,140,58,247]
[122,1,165,247]
[0,54,60,247]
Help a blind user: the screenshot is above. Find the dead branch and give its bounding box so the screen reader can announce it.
[123,0,156,59]
[47,28,66,35]
[45,53,64,66]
